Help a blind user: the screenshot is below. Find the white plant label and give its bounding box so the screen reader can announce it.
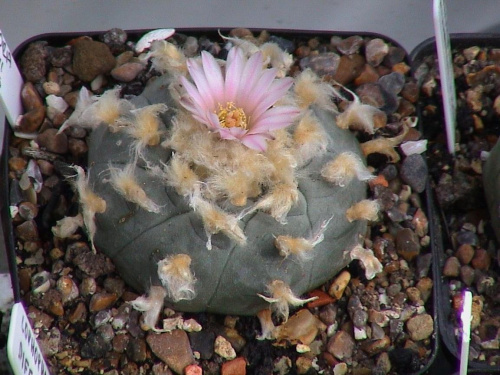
[433,0,457,154]
[0,30,24,126]
[7,302,50,375]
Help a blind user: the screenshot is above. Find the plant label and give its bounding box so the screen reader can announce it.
[433,0,457,154]
[7,302,50,375]
[0,30,23,127]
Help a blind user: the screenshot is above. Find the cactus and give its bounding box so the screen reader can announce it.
[78,38,380,316]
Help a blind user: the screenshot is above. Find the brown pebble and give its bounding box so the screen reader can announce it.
[18,267,33,294]
[9,157,27,173]
[89,292,118,312]
[455,244,474,265]
[111,62,145,82]
[460,265,475,286]
[354,64,380,86]
[68,301,87,324]
[471,248,491,270]
[328,270,351,300]
[221,357,247,375]
[36,128,68,154]
[15,220,39,241]
[185,364,203,375]
[21,82,44,111]
[395,228,420,261]
[112,333,130,353]
[146,330,194,375]
[126,337,147,362]
[20,41,48,82]
[72,38,116,82]
[27,305,54,329]
[327,330,355,360]
[400,81,419,103]
[360,335,391,355]
[18,106,46,133]
[337,35,364,55]
[443,256,461,277]
[365,38,389,67]
[415,277,433,303]
[406,287,422,304]
[406,314,433,341]
[68,138,89,158]
[332,54,365,85]
[18,201,39,221]
[392,62,410,75]
[37,160,54,176]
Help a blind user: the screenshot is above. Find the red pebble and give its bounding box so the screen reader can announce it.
[221,357,247,375]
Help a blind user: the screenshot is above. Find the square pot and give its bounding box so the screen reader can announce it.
[2,28,439,374]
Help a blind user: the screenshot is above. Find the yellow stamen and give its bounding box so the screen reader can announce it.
[217,102,247,129]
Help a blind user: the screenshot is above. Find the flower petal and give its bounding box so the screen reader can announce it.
[218,126,247,140]
[248,106,300,134]
[237,52,265,104]
[180,76,210,113]
[201,51,225,104]
[251,77,294,122]
[240,134,269,151]
[186,59,216,110]
[224,47,245,102]
[243,68,279,114]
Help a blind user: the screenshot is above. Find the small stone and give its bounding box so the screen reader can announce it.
[147,330,195,375]
[18,107,46,133]
[36,128,68,154]
[395,228,420,261]
[406,314,433,341]
[89,292,118,312]
[43,81,61,95]
[126,337,147,362]
[375,352,392,374]
[111,62,145,82]
[400,81,419,103]
[333,363,348,375]
[15,220,39,241]
[97,323,115,342]
[360,335,391,355]
[80,277,97,296]
[466,86,483,112]
[81,332,113,359]
[327,330,355,360]
[471,248,491,270]
[354,64,380,86]
[333,54,366,85]
[299,52,340,76]
[20,41,48,82]
[274,309,326,345]
[38,327,61,357]
[112,333,130,353]
[49,46,72,67]
[56,275,79,304]
[296,357,313,375]
[365,38,389,67]
[21,82,44,111]
[415,277,433,303]
[185,364,203,375]
[183,36,199,57]
[307,289,335,308]
[355,82,398,115]
[152,362,172,375]
[328,270,351,300]
[18,201,38,221]
[72,38,116,82]
[460,265,475,286]
[337,35,364,55]
[383,46,406,68]
[73,251,115,278]
[400,154,428,193]
[68,138,89,158]
[68,302,87,324]
[27,306,54,329]
[215,335,237,360]
[463,46,480,61]
[221,357,246,375]
[378,72,405,95]
[443,256,461,277]
[406,287,422,304]
[100,28,128,54]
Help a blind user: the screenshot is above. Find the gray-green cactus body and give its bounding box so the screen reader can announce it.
[87,74,367,316]
[484,141,500,242]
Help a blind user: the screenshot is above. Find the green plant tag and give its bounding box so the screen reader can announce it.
[7,303,50,375]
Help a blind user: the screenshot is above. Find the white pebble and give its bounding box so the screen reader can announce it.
[46,94,69,113]
[400,139,428,155]
[135,28,175,53]
[354,326,367,340]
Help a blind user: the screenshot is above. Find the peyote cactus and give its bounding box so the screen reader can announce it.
[68,34,383,317]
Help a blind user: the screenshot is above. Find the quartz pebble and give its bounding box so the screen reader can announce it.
[214,335,237,360]
[365,38,389,67]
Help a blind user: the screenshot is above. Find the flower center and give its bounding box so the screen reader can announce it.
[217,103,247,129]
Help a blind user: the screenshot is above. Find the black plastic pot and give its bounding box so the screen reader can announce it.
[1,28,440,374]
[410,34,500,374]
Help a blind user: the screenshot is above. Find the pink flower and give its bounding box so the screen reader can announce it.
[179,47,300,151]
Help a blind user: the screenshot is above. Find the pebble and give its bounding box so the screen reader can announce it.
[378,72,405,95]
[365,38,389,67]
[337,35,364,55]
[56,275,79,304]
[73,251,115,278]
[21,82,44,111]
[185,364,203,375]
[112,333,129,353]
[274,309,326,345]
[20,41,48,82]
[43,81,61,95]
[146,330,194,375]
[355,83,398,114]
[126,337,147,362]
[18,106,46,133]
[72,38,116,82]
[383,46,406,68]
[333,54,366,85]
[68,302,87,324]
[36,128,68,154]
[81,332,113,358]
[460,265,475,286]
[18,201,38,221]
[328,270,351,300]
[415,277,433,303]
[399,154,428,193]
[299,52,340,76]
[327,330,355,360]
[214,335,237,360]
[80,277,97,296]
[443,256,461,277]
[395,228,420,261]
[15,220,39,241]
[68,138,89,158]
[100,28,128,54]
[471,248,491,270]
[89,292,118,312]
[49,46,73,68]
[354,64,380,86]
[38,327,61,357]
[361,335,391,355]
[111,62,145,82]
[27,305,54,329]
[400,81,419,103]
[406,314,433,341]
[221,357,247,375]
[296,357,313,375]
[189,330,215,360]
